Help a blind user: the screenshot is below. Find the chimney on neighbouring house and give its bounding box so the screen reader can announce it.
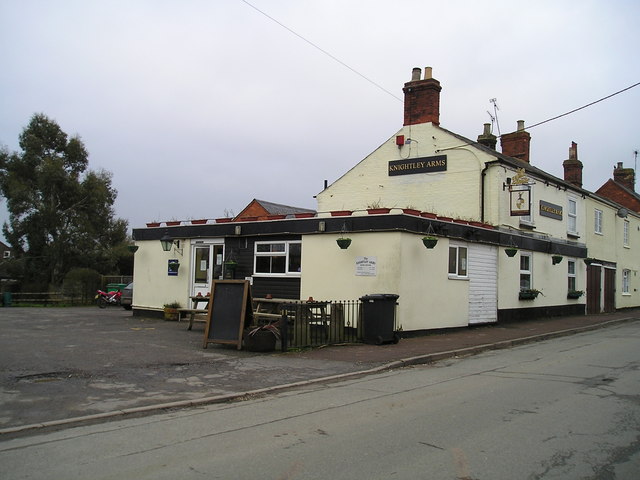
[563,141,583,188]
[613,162,636,191]
[403,66,441,126]
[477,123,497,150]
[500,120,531,163]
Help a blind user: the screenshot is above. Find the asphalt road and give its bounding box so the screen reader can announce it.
[1,322,638,479]
[0,307,369,429]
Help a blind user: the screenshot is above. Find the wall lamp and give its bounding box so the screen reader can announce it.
[160,233,183,256]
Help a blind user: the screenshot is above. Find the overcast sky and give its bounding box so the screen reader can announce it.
[1,0,639,242]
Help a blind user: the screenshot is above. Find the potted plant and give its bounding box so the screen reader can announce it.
[146,221,160,228]
[505,247,518,257]
[552,255,563,265]
[422,236,438,249]
[336,238,352,249]
[163,301,181,321]
[244,323,280,352]
[519,289,542,300]
[567,289,584,299]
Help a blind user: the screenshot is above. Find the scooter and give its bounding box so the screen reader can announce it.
[96,289,122,308]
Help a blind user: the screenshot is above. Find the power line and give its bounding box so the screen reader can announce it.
[239,0,402,101]
[524,81,640,131]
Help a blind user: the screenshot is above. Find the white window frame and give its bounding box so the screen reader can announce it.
[448,245,468,279]
[622,269,630,295]
[2,250,9,259]
[253,240,301,277]
[520,252,532,290]
[567,197,578,235]
[567,259,577,291]
[594,209,603,235]
[520,185,534,226]
[623,220,629,247]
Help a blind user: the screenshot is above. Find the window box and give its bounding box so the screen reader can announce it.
[146,222,160,228]
[519,289,541,300]
[331,210,352,217]
[567,290,584,299]
[191,219,207,225]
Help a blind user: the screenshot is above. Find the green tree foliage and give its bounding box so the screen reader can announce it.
[0,114,129,289]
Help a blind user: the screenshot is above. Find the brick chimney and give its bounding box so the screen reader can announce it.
[613,162,636,191]
[403,67,441,126]
[500,120,531,163]
[563,141,583,188]
[477,123,497,150]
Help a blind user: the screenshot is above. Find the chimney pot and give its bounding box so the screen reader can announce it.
[411,67,421,81]
[483,123,491,135]
[517,120,525,132]
[477,123,497,150]
[424,66,432,80]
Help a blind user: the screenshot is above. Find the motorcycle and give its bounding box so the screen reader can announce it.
[95,289,122,308]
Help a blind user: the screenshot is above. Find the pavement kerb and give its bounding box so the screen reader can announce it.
[1,315,636,437]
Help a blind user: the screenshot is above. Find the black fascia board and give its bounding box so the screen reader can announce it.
[133,215,586,258]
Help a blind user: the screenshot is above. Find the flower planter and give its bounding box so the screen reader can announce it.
[505,247,518,257]
[215,217,233,223]
[243,328,277,352]
[437,216,453,222]
[294,213,315,218]
[163,307,179,321]
[552,255,563,265]
[453,219,469,225]
[420,212,437,219]
[519,290,540,300]
[146,222,160,228]
[336,238,352,249]
[267,215,287,220]
[331,210,352,217]
[191,219,207,225]
[567,290,584,299]
[403,209,421,216]
[367,208,391,214]
[166,221,181,226]
[422,236,438,249]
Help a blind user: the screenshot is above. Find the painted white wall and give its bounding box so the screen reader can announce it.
[317,123,495,220]
[300,231,469,331]
[132,239,192,311]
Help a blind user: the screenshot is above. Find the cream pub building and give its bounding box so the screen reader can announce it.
[131,67,639,331]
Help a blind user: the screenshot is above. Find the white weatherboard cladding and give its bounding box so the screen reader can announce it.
[467,244,498,324]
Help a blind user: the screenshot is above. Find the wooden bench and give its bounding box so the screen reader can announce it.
[177,308,208,330]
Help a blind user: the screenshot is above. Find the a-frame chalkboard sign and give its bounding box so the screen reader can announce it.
[203,280,253,349]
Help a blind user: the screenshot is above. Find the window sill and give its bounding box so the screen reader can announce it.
[567,231,580,239]
[447,275,469,281]
[519,221,535,230]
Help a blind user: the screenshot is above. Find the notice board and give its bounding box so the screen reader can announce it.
[203,280,253,349]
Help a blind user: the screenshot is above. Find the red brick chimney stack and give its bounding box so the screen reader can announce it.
[613,162,636,191]
[563,141,583,188]
[403,66,441,126]
[500,120,531,163]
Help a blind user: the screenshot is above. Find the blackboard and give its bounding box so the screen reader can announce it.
[203,280,253,349]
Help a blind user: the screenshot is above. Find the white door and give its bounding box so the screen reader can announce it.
[190,241,224,298]
[467,244,498,324]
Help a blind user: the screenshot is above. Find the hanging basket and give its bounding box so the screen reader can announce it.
[336,238,352,249]
[505,247,518,257]
[422,236,438,249]
[552,255,563,265]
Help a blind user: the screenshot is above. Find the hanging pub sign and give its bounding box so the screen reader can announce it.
[388,155,447,176]
[508,168,532,216]
[539,200,563,220]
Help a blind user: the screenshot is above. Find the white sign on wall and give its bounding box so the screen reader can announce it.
[355,256,377,276]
